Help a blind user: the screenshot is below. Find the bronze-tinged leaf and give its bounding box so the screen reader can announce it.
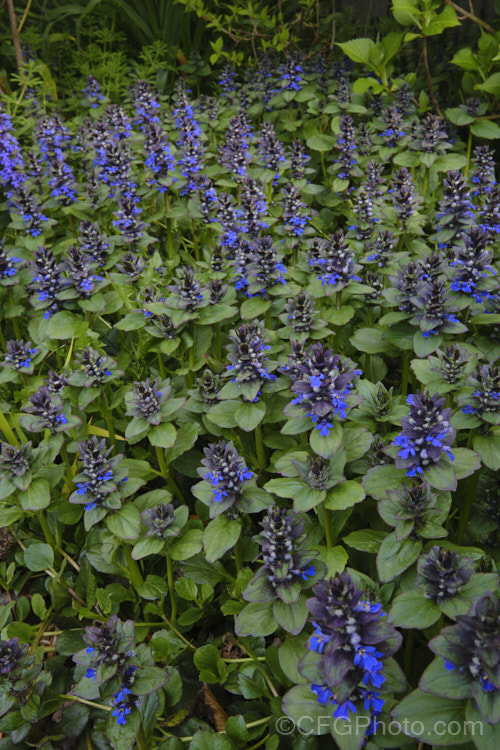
[202,684,228,731]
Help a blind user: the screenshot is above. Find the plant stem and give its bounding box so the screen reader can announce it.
[254,424,266,469]
[320,151,328,182]
[214,322,221,360]
[456,470,480,545]
[38,511,56,550]
[191,218,199,261]
[60,444,74,491]
[265,306,271,330]
[422,36,442,117]
[60,694,111,712]
[166,551,177,622]
[401,353,409,399]
[7,0,24,71]
[122,545,143,590]
[465,129,472,176]
[156,445,168,477]
[102,391,115,448]
[234,538,243,574]
[323,508,333,548]
[157,353,166,379]
[0,412,18,446]
[404,629,415,679]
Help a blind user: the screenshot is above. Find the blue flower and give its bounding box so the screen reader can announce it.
[309,623,331,654]
[360,689,385,714]
[311,683,334,705]
[112,704,131,725]
[333,699,357,720]
[300,565,316,580]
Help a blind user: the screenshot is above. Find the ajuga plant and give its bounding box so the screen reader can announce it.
[2,23,500,750]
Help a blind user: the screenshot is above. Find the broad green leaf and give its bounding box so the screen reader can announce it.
[324,480,365,510]
[203,515,241,562]
[376,533,421,582]
[470,119,500,140]
[336,38,377,65]
[306,133,336,152]
[106,504,141,540]
[19,478,50,511]
[419,657,472,699]
[344,529,388,554]
[169,529,203,561]
[234,401,266,431]
[391,689,469,745]
[389,589,440,628]
[235,601,277,637]
[24,542,54,571]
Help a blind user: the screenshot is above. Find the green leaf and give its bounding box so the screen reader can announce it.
[363,465,408,501]
[336,38,377,65]
[389,590,440,628]
[131,666,171,695]
[203,516,242,562]
[114,312,147,331]
[279,633,309,684]
[465,700,500,750]
[19,478,51,511]
[234,401,266,431]
[445,107,476,126]
[293,485,327,512]
[46,311,86,339]
[419,657,471,699]
[225,715,249,746]
[476,72,500,97]
[310,422,342,458]
[313,545,348,578]
[169,529,203,561]
[423,5,460,35]
[282,684,331,735]
[322,305,355,326]
[324,480,365,510]
[106,707,140,750]
[452,447,481,479]
[31,593,47,620]
[424,460,457,491]
[433,154,467,171]
[189,730,233,750]
[473,432,500,470]
[344,529,387,553]
[391,689,469,745]
[136,575,168,600]
[306,133,336,152]
[235,601,277,637]
[470,119,500,140]
[105,504,141,540]
[351,327,394,354]
[148,422,177,448]
[240,297,270,319]
[132,536,165,560]
[392,0,421,27]
[342,426,373,462]
[24,542,54,571]
[207,400,239,428]
[264,477,306,499]
[273,596,308,635]
[376,533,421,582]
[451,47,480,71]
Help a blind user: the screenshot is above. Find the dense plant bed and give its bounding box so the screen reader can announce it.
[0,38,500,750]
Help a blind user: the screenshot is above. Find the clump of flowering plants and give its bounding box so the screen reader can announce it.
[1,17,500,750]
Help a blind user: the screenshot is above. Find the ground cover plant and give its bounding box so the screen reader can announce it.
[1,3,500,749]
